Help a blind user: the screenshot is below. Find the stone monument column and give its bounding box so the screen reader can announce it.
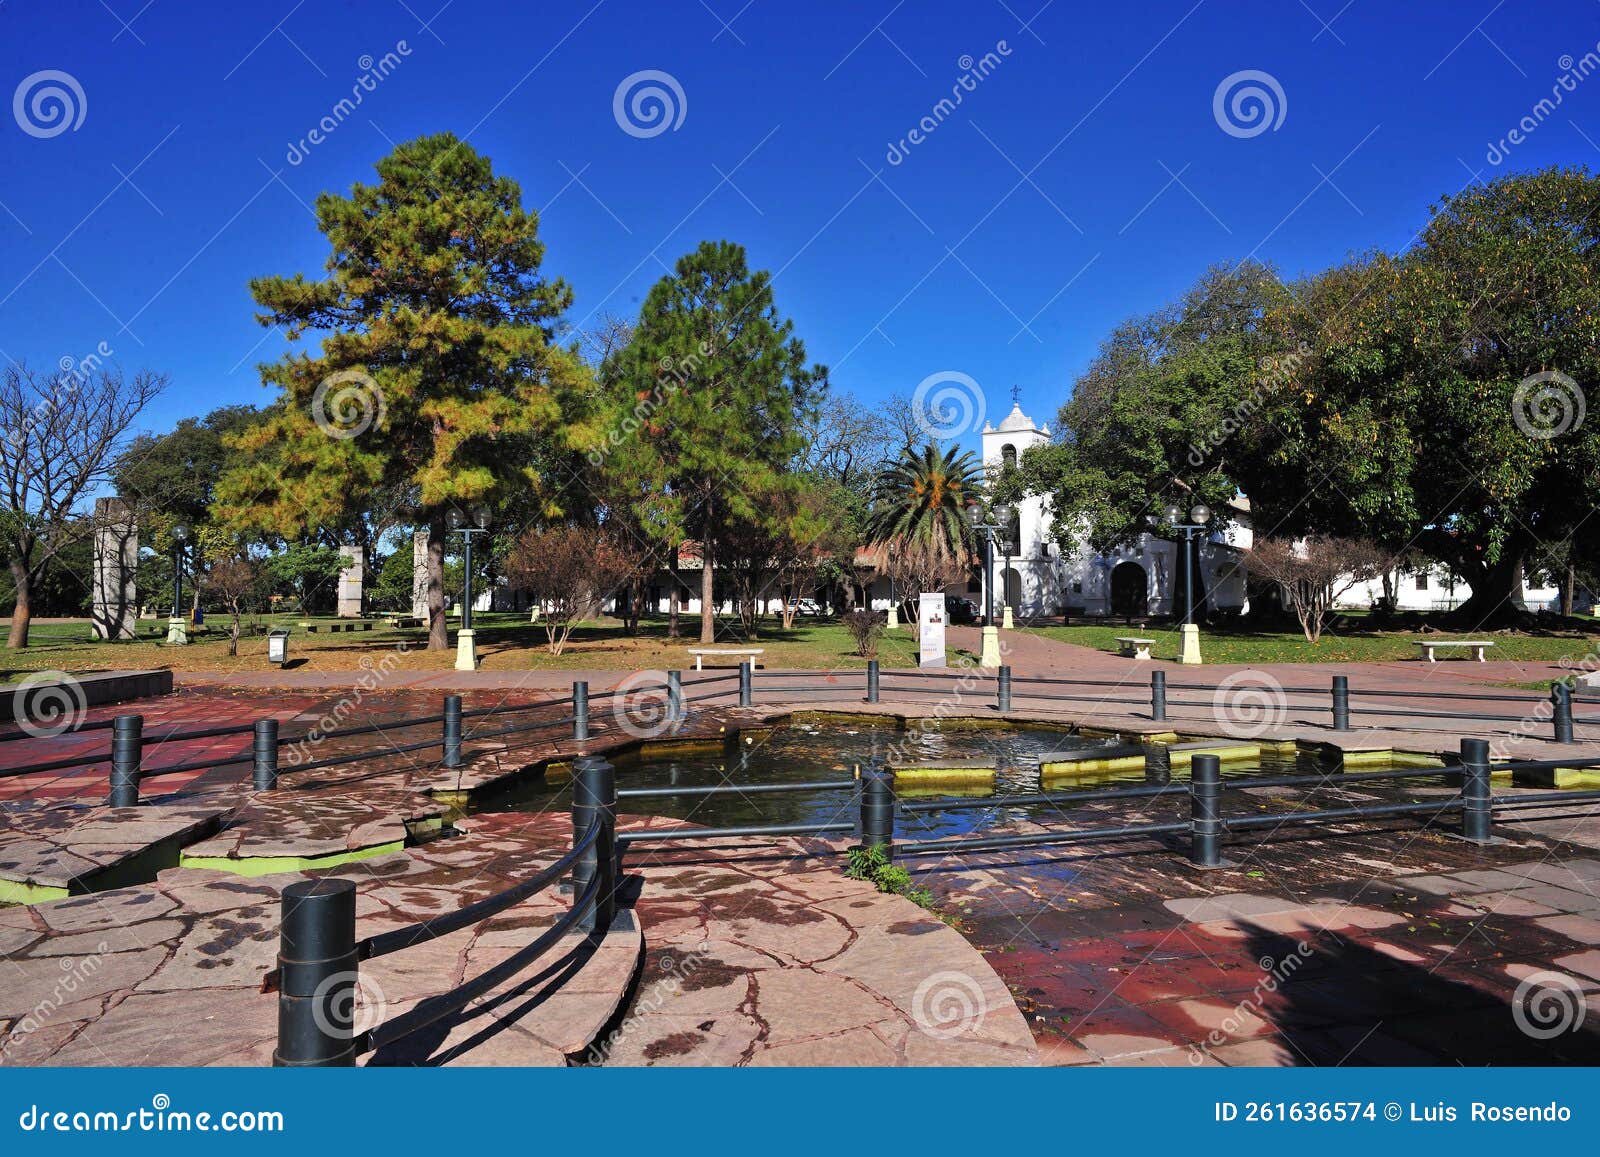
[91,497,139,641]
[337,545,364,617]
[411,529,429,618]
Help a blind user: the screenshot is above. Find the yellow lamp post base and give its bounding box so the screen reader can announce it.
[1178,623,1203,665]
[980,625,1002,669]
[454,628,478,671]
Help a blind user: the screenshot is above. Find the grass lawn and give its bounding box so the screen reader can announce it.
[0,613,953,679]
[1023,622,1600,665]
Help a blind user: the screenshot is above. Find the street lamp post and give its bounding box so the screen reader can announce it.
[966,501,1012,669]
[1163,502,1212,665]
[166,523,190,645]
[450,506,490,671]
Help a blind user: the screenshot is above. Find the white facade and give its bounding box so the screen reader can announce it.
[978,400,1250,620]
[1334,565,1563,613]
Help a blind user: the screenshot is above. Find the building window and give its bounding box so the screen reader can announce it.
[1001,444,1017,468]
[1416,573,1429,591]
[1071,581,1082,594]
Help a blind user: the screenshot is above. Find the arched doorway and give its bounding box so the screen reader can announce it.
[1109,561,1148,620]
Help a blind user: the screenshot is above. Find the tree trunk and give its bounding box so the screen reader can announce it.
[7,558,32,648]
[427,512,448,650]
[1562,565,1576,618]
[668,545,681,638]
[1452,550,1527,626]
[700,546,716,643]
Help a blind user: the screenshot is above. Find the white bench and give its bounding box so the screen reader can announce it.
[685,647,765,670]
[1116,636,1155,660]
[1412,639,1495,662]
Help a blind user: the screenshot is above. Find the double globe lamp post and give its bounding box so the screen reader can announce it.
[166,522,191,646]
[450,506,491,671]
[966,500,1013,669]
[1148,502,1212,665]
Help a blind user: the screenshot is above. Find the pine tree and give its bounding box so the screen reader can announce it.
[218,133,586,649]
[608,241,826,643]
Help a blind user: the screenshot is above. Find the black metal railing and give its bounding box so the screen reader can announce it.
[270,754,618,1067]
[5,662,1591,811]
[869,739,1600,868]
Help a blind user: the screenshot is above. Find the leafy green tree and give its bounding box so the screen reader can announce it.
[605,240,826,643]
[217,133,588,649]
[1014,263,1286,558]
[1282,169,1600,622]
[114,405,266,526]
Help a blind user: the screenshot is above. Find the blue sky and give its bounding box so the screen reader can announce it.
[4,0,1600,452]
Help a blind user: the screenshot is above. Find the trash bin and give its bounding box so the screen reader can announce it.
[267,628,290,666]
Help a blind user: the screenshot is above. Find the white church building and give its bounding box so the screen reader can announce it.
[969,400,1251,621]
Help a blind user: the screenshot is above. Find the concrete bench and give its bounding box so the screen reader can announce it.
[685,647,764,670]
[1115,636,1155,660]
[1412,639,1495,662]
[384,616,424,629]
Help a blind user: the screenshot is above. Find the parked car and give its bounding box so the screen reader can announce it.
[945,595,979,625]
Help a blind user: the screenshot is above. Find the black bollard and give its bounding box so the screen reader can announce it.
[1151,670,1167,722]
[273,878,358,1067]
[572,680,589,742]
[997,665,1012,712]
[1188,753,1223,867]
[667,670,684,722]
[253,718,279,791]
[865,659,879,704]
[1331,675,1351,732]
[109,714,142,807]
[442,694,463,768]
[1460,737,1493,843]
[1552,683,1574,745]
[571,755,617,934]
[859,762,896,860]
[739,661,753,707]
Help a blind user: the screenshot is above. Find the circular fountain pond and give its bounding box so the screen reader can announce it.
[472,719,1304,843]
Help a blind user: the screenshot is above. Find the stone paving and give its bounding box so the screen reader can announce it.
[598,819,1035,1066]
[0,814,634,1066]
[904,797,1600,1065]
[0,802,229,901]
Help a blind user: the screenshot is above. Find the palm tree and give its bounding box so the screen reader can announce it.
[867,442,981,561]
